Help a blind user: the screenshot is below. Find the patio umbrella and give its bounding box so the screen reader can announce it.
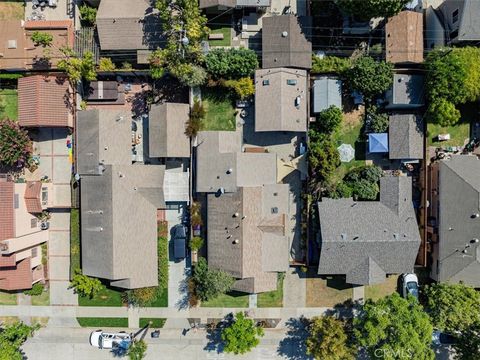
[337,143,355,162]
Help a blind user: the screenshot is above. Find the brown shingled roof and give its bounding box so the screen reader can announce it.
[18,75,72,127]
[0,181,15,241]
[386,11,423,64]
[24,181,42,214]
[0,257,33,291]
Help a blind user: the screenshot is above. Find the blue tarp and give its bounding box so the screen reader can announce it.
[368,133,389,153]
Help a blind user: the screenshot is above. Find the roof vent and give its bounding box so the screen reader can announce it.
[471,238,479,244]
[118,172,124,178]
[353,236,359,240]
[219,187,225,194]
[341,233,346,240]
[233,239,239,244]
[393,233,399,239]
[282,31,288,37]
[233,212,239,217]
[472,213,480,218]
[133,187,137,191]
[242,215,247,220]
[104,146,108,150]
[227,234,232,239]
[271,207,278,214]
[116,116,124,122]
[226,168,233,174]
[7,40,17,49]
[99,227,103,232]
[448,227,454,231]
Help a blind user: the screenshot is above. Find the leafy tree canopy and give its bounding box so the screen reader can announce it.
[58,49,97,84]
[0,322,39,360]
[128,339,147,360]
[308,133,341,184]
[336,0,410,20]
[69,268,104,299]
[31,31,53,47]
[306,315,356,360]
[79,4,97,26]
[367,105,389,133]
[192,257,235,301]
[205,48,258,79]
[345,56,393,101]
[424,283,480,333]
[313,105,343,134]
[453,321,480,360]
[0,118,32,168]
[221,312,264,355]
[170,63,207,87]
[354,293,434,360]
[312,55,352,75]
[225,77,255,100]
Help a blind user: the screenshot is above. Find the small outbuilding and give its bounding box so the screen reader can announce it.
[368,133,389,153]
[312,77,342,114]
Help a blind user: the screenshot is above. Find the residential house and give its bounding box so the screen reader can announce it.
[385,11,423,64]
[18,75,73,128]
[0,179,48,290]
[199,0,270,13]
[207,184,289,293]
[312,77,342,114]
[77,109,187,289]
[0,20,74,71]
[262,15,312,70]
[388,114,424,160]
[429,155,480,287]
[317,176,421,285]
[385,73,425,110]
[254,68,307,132]
[96,0,162,63]
[148,103,190,158]
[425,0,480,47]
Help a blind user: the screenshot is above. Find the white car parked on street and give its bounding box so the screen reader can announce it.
[89,330,131,350]
[401,273,419,300]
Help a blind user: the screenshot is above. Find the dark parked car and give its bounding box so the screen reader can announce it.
[172,224,187,260]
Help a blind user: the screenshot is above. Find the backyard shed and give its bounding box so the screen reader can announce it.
[312,77,342,114]
[368,133,389,153]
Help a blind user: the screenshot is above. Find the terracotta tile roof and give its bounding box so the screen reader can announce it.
[386,11,423,64]
[0,254,16,267]
[0,257,33,291]
[24,181,42,214]
[0,181,15,241]
[18,75,71,127]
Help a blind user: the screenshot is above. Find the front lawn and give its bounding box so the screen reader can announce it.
[364,275,399,301]
[145,223,168,307]
[31,288,50,306]
[0,1,24,20]
[78,285,124,307]
[0,89,18,120]
[140,318,166,328]
[427,121,469,147]
[208,27,231,47]
[0,291,17,305]
[306,274,353,307]
[201,291,249,308]
[77,317,128,328]
[70,208,80,279]
[257,273,284,307]
[201,88,236,131]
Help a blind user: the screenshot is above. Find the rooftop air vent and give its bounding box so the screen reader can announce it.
[341,233,346,240]
[233,239,239,244]
[282,31,288,37]
[233,212,239,217]
[7,40,17,49]
[271,207,278,214]
[226,168,233,174]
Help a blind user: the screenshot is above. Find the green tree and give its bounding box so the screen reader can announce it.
[314,105,343,134]
[31,31,53,47]
[58,49,97,85]
[306,316,356,360]
[98,57,116,72]
[69,269,104,299]
[367,105,389,133]
[24,283,44,296]
[311,56,351,75]
[344,165,383,183]
[308,133,341,183]
[189,236,204,251]
[221,312,264,355]
[336,0,409,20]
[352,178,379,200]
[0,118,32,168]
[192,257,235,301]
[185,99,205,137]
[170,63,207,87]
[79,4,97,26]
[128,339,147,360]
[354,293,434,360]
[345,56,393,101]
[0,322,39,360]
[453,322,480,360]
[424,283,480,333]
[205,48,258,79]
[426,98,461,126]
[225,77,255,100]
[122,287,157,307]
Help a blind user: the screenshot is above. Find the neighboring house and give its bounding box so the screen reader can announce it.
[254,68,307,132]
[385,73,425,110]
[207,184,289,293]
[18,75,73,128]
[312,77,342,114]
[77,109,184,289]
[199,0,270,12]
[425,0,480,46]
[0,179,48,290]
[195,131,277,193]
[388,114,424,160]
[96,0,162,62]
[385,11,423,64]
[148,103,190,158]
[262,15,312,69]
[317,176,420,285]
[0,20,74,71]
[429,155,480,287]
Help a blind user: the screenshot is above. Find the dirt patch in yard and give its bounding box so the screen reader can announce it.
[306,273,353,307]
[364,275,399,301]
[0,1,24,20]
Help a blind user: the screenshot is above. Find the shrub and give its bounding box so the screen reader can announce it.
[185,100,204,137]
[98,57,116,72]
[122,287,157,307]
[222,312,264,355]
[344,165,382,184]
[426,98,461,127]
[205,48,258,79]
[224,77,255,100]
[335,181,354,198]
[69,269,104,299]
[0,118,33,169]
[30,31,53,47]
[24,283,44,296]
[121,61,133,70]
[367,105,389,133]
[170,63,207,87]
[311,56,351,74]
[192,257,235,301]
[352,178,379,200]
[191,201,203,226]
[79,4,97,26]
[58,50,97,84]
[308,133,341,184]
[190,236,204,251]
[314,105,343,134]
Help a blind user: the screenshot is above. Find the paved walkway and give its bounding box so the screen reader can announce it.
[352,286,365,305]
[283,268,306,308]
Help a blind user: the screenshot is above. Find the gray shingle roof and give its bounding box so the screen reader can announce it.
[96,0,162,51]
[195,131,277,193]
[199,0,270,8]
[312,77,342,114]
[436,155,480,287]
[262,15,312,69]
[207,184,289,293]
[386,73,425,109]
[438,0,480,42]
[388,114,424,160]
[254,68,307,132]
[317,176,420,285]
[149,103,190,158]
